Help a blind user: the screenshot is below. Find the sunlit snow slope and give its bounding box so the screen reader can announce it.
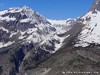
[75,10,100,47]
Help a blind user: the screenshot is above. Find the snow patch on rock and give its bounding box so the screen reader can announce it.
[0,41,15,48]
[0,26,9,33]
[0,16,16,21]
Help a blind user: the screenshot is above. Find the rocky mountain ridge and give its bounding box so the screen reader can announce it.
[0,0,100,75]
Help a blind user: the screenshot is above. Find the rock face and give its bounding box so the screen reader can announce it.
[90,0,100,11]
[0,0,100,75]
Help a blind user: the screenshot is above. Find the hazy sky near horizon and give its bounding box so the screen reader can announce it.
[0,0,94,19]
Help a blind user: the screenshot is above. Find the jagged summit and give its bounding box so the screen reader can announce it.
[0,6,50,24]
[8,6,34,13]
[0,6,56,48]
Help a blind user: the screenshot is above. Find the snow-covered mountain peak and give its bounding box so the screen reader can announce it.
[8,6,35,14]
[0,6,55,48]
[0,6,50,25]
[75,10,100,47]
[0,6,75,56]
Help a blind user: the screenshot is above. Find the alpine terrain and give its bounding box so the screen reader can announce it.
[0,0,100,75]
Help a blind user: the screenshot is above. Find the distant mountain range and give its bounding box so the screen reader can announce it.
[0,0,100,75]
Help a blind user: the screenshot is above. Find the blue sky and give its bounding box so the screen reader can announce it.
[0,0,93,20]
